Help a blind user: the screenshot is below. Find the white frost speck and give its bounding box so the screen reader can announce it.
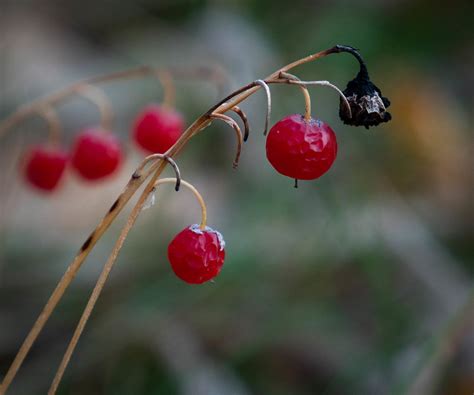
[142,190,156,210]
[189,224,226,251]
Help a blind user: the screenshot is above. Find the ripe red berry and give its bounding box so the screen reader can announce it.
[24,145,68,192]
[133,104,184,153]
[266,114,337,180]
[168,224,226,284]
[71,128,122,181]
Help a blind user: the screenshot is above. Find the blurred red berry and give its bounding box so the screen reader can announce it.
[266,114,337,180]
[168,224,226,284]
[24,145,68,192]
[133,104,184,153]
[71,128,122,181]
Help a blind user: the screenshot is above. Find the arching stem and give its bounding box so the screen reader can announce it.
[155,70,176,108]
[155,178,207,229]
[230,106,249,142]
[209,113,243,168]
[74,84,114,131]
[279,72,312,121]
[35,105,62,146]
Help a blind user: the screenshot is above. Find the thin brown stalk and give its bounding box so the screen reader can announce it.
[209,112,243,168]
[230,106,249,142]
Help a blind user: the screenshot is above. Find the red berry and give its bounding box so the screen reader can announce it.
[168,224,225,284]
[24,145,68,192]
[71,128,122,181]
[266,114,338,180]
[133,104,184,153]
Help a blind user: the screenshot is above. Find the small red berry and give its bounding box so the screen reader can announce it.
[168,224,226,284]
[266,114,338,180]
[71,128,122,181]
[23,145,68,192]
[133,104,184,153]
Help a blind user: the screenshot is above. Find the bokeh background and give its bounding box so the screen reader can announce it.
[0,0,472,394]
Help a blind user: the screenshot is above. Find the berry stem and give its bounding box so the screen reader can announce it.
[273,79,352,119]
[210,112,243,168]
[47,165,164,395]
[35,104,62,146]
[230,106,249,142]
[155,69,176,108]
[74,84,114,131]
[155,178,207,229]
[279,72,312,121]
[254,80,272,135]
[334,45,369,79]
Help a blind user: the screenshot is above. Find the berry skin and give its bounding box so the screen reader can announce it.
[133,104,184,154]
[24,145,68,192]
[266,114,337,180]
[71,128,122,181]
[168,224,226,284]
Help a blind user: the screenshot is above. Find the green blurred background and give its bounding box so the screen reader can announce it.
[0,0,472,394]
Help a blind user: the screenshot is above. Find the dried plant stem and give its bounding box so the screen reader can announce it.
[1,45,346,394]
[47,177,206,393]
[153,178,208,229]
[209,113,243,168]
[0,160,160,394]
[230,106,249,142]
[281,79,352,118]
[47,166,163,394]
[154,70,176,108]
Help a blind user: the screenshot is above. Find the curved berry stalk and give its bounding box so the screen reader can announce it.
[0,45,391,395]
[209,112,243,168]
[74,84,114,131]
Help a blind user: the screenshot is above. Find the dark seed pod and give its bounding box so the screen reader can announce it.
[336,45,391,129]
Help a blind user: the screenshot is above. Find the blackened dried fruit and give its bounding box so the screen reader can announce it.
[335,45,391,129]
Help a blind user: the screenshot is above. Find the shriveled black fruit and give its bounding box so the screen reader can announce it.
[335,45,391,129]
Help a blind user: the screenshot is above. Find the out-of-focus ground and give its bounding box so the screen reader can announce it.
[0,1,472,394]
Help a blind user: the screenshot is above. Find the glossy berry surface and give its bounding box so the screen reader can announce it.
[266,114,338,180]
[168,224,226,284]
[24,145,68,192]
[133,104,184,153]
[71,128,122,181]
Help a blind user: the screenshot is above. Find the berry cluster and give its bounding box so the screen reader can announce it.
[17,45,391,286]
[23,104,184,192]
[1,47,393,395]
